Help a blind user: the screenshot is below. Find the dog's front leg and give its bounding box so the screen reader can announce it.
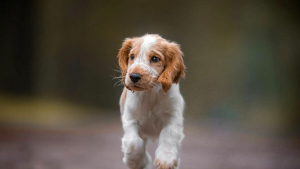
[154,114,184,169]
[121,114,151,169]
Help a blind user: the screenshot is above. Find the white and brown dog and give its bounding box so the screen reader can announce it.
[118,34,186,169]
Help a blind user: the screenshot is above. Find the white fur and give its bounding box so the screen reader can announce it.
[120,84,185,169]
[140,34,157,59]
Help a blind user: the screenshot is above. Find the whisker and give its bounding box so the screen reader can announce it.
[113,80,123,87]
[110,74,125,80]
[112,76,123,80]
[111,68,122,73]
[112,64,122,72]
[116,82,123,87]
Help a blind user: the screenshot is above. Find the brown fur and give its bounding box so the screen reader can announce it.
[118,37,142,90]
[157,42,186,92]
[154,159,178,169]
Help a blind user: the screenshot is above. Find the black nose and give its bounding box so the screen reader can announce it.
[130,73,141,83]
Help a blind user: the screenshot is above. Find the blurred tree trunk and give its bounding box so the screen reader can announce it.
[0,1,35,95]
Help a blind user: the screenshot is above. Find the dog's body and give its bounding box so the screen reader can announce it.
[118,34,185,169]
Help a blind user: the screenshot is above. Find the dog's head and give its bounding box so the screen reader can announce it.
[118,34,185,93]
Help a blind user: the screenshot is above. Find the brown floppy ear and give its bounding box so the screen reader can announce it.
[118,38,134,85]
[157,42,186,93]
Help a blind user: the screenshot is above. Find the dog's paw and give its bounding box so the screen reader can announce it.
[154,159,178,169]
[122,137,144,155]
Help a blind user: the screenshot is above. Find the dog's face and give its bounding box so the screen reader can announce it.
[118,34,185,92]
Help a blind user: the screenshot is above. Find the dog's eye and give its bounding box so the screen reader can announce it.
[130,54,134,60]
[151,56,160,63]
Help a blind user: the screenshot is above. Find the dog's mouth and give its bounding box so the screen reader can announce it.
[124,82,150,92]
[130,84,146,91]
[134,84,141,88]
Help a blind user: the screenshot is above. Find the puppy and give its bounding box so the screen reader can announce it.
[118,34,186,169]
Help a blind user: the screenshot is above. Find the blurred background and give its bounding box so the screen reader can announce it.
[1,0,300,169]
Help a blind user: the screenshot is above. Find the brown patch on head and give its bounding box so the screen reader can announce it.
[127,38,143,66]
[147,39,167,76]
[157,41,186,93]
[118,38,134,86]
[118,37,143,89]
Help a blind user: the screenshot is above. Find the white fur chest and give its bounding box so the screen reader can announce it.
[125,86,165,138]
[124,84,182,139]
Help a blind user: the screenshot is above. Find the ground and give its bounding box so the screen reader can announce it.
[0,118,300,169]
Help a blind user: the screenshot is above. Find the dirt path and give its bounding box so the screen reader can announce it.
[1,120,300,169]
